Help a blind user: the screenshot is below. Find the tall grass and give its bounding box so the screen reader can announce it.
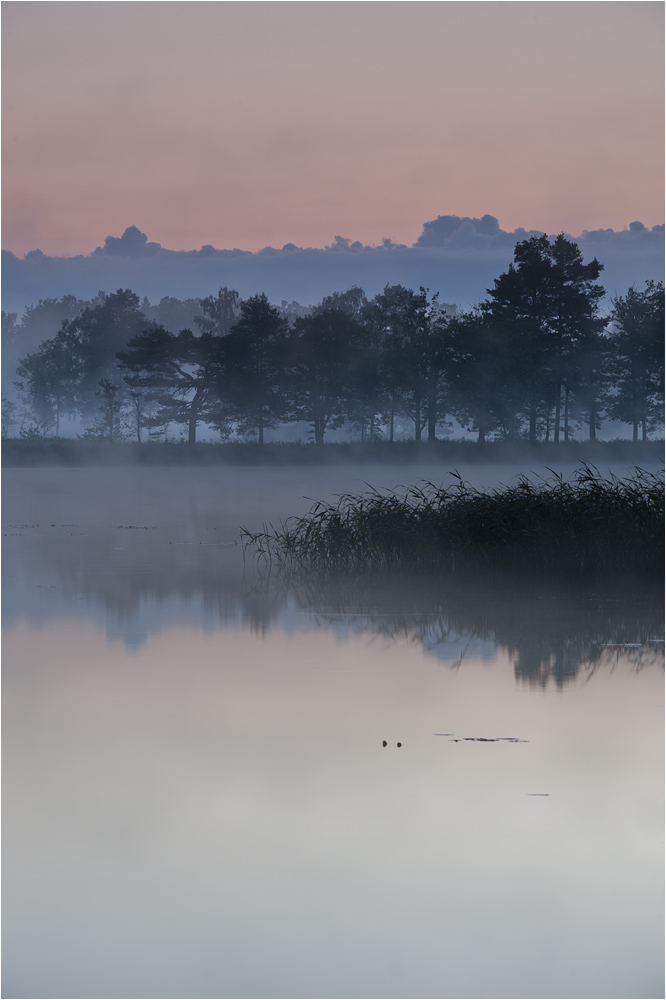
[241,465,664,577]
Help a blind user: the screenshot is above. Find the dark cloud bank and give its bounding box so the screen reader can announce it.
[2,215,663,314]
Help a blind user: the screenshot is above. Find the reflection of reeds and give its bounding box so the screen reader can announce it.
[241,465,664,577]
[278,572,665,688]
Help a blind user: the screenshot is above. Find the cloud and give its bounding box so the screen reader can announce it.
[416,214,503,245]
[2,217,663,315]
[93,225,162,257]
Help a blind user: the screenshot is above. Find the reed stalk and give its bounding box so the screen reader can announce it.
[241,465,664,577]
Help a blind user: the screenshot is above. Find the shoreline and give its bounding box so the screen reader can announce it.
[3,437,663,468]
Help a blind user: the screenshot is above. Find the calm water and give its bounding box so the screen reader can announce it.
[3,465,664,1000]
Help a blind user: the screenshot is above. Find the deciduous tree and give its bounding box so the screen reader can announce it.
[117,328,224,444]
[287,309,361,444]
[15,332,80,435]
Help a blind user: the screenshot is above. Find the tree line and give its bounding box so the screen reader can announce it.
[3,234,664,445]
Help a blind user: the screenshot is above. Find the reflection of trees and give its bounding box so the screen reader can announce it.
[6,528,663,685]
[280,572,664,688]
[4,522,291,635]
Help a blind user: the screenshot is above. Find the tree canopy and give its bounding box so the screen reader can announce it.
[7,244,664,445]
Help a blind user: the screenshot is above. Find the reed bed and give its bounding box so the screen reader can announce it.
[241,465,664,577]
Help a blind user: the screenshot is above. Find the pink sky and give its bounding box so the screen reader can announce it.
[2,1,663,256]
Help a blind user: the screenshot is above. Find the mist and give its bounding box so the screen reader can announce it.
[2,215,663,316]
[4,2,664,996]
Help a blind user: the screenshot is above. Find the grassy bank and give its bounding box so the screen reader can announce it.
[2,436,664,467]
[242,466,664,577]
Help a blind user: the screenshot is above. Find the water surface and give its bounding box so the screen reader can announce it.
[3,465,663,999]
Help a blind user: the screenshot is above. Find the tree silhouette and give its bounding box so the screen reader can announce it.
[79,379,128,443]
[117,328,224,444]
[1,393,18,438]
[606,281,664,441]
[287,308,361,444]
[345,301,390,443]
[194,287,241,337]
[485,235,605,442]
[15,331,80,435]
[377,285,446,442]
[447,311,523,443]
[7,242,661,447]
[222,294,289,444]
[59,289,150,418]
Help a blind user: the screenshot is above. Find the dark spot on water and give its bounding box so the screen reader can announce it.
[397,742,402,748]
[461,737,529,743]
[382,740,387,747]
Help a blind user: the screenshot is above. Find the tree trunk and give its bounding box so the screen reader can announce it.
[131,395,142,443]
[554,383,561,444]
[528,401,537,444]
[589,399,596,441]
[414,399,422,443]
[389,406,394,443]
[258,409,264,446]
[188,408,197,445]
[642,418,647,441]
[563,381,570,443]
[427,398,437,443]
[633,420,638,443]
[477,418,486,445]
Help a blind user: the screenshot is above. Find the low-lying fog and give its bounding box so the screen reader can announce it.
[3,460,664,1000]
[6,457,661,579]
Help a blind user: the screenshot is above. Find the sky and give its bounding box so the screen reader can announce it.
[2,1,664,258]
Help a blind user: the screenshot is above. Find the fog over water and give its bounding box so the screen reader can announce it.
[3,462,663,999]
[5,460,663,644]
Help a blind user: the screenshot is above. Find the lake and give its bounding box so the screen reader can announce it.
[3,464,664,1000]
